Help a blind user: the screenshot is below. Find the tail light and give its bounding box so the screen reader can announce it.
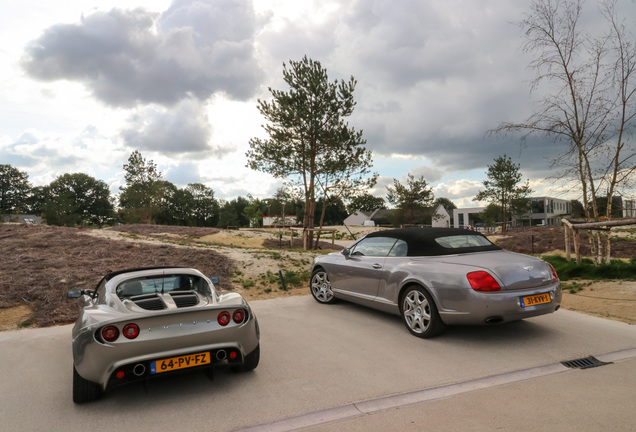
[233,309,246,323]
[122,323,140,339]
[467,271,501,292]
[101,325,120,342]
[218,311,231,326]
[548,263,559,282]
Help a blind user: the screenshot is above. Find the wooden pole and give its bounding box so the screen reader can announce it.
[564,225,571,262]
[573,228,581,265]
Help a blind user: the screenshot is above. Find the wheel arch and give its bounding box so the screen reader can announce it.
[311,265,326,274]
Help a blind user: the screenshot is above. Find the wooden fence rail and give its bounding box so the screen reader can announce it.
[562,218,636,264]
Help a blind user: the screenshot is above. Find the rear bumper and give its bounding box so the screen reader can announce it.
[439,283,562,325]
[104,345,248,391]
[73,314,259,390]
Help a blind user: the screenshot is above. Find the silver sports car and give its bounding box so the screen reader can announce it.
[310,228,561,338]
[67,266,260,403]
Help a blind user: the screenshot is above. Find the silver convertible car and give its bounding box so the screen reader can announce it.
[310,228,561,338]
[67,266,260,403]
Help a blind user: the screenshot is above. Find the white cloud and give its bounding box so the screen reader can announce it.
[22,2,263,107]
[410,165,444,183]
[433,179,484,208]
[121,99,220,155]
[1,0,634,207]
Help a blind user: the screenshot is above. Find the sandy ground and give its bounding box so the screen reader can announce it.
[1,225,634,330]
[561,280,636,325]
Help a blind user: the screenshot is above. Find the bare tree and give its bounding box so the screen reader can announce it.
[492,0,636,263]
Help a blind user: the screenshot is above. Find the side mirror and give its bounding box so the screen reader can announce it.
[342,248,351,258]
[210,277,220,285]
[67,289,83,299]
[67,289,96,299]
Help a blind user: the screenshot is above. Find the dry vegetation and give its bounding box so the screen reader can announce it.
[0,224,235,327]
[1,223,635,330]
[490,225,636,257]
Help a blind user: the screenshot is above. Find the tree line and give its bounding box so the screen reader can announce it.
[0,158,350,228]
[0,156,460,229]
[1,150,595,232]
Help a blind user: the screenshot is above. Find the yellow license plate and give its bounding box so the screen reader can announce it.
[521,293,551,307]
[151,352,211,374]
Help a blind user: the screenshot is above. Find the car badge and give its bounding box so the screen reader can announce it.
[523,266,533,272]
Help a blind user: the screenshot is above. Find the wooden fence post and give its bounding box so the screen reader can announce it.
[564,224,571,262]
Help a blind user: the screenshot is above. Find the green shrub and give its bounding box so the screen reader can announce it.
[542,255,636,281]
[282,269,311,288]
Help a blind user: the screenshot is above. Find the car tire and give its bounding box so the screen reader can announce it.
[73,366,102,404]
[232,344,260,372]
[310,268,336,304]
[400,286,445,338]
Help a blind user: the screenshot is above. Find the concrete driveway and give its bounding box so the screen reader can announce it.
[1,295,635,431]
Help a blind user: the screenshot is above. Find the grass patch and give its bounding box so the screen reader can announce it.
[254,269,311,291]
[231,270,257,289]
[241,280,255,289]
[542,254,636,282]
[560,280,592,294]
[259,271,280,286]
[280,269,311,289]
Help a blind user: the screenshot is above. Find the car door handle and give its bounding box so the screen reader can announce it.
[372,263,382,269]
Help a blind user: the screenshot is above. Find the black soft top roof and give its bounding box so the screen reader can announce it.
[364,227,501,256]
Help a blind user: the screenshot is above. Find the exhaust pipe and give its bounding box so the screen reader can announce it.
[216,350,227,361]
[133,364,146,376]
[485,316,504,324]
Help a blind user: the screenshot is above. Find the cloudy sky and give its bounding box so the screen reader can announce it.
[1,0,634,208]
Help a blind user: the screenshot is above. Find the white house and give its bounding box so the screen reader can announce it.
[431,205,451,227]
[452,207,485,228]
[345,206,451,227]
[2,214,43,224]
[262,215,298,227]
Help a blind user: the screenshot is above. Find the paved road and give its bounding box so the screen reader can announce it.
[1,295,635,431]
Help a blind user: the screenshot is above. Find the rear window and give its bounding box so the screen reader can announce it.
[435,234,494,249]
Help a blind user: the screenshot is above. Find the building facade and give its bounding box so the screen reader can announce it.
[526,197,571,226]
[452,197,573,229]
[452,207,485,229]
